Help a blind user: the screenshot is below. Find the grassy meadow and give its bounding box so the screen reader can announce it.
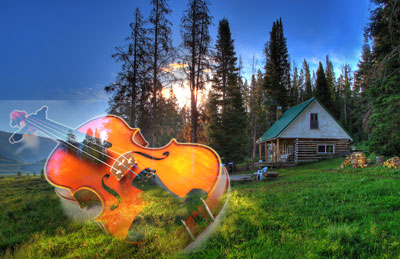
[1,158,400,258]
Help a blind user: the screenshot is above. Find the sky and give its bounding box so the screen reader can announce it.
[0,0,372,132]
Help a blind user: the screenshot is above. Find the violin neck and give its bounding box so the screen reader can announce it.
[25,114,111,150]
[10,107,110,166]
[25,115,111,164]
[26,116,87,144]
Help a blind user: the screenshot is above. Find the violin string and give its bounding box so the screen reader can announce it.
[26,116,142,176]
[30,116,131,160]
[29,115,149,172]
[25,117,116,170]
[25,117,140,177]
[30,115,150,170]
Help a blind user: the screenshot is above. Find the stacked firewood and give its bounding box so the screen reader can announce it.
[341,152,368,168]
[383,157,400,169]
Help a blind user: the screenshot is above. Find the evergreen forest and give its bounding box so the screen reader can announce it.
[106,0,400,163]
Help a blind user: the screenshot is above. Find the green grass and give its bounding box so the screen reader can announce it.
[2,159,400,258]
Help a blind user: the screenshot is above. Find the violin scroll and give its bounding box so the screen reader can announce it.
[9,106,48,144]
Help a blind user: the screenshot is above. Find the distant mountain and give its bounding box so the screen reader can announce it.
[0,131,57,174]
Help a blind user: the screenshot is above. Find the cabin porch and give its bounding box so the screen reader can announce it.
[258,138,296,167]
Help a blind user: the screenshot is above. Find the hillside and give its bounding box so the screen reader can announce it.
[0,131,56,174]
[1,158,400,258]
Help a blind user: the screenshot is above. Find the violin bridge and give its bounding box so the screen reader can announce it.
[110,151,136,181]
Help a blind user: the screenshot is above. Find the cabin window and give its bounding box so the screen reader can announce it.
[310,113,319,129]
[317,144,334,153]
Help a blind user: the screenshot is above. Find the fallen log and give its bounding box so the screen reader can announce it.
[265,171,278,178]
[230,174,254,182]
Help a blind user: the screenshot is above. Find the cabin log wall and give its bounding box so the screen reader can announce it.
[295,138,350,162]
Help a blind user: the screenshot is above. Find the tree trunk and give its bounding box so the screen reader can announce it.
[131,82,136,127]
[190,3,197,143]
[190,89,197,143]
[151,0,160,147]
[131,14,138,128]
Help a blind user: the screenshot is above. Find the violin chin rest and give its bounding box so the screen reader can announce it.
[55,188,78,203]
[55,187,101,209]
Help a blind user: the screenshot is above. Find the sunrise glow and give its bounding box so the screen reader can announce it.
[162,85,192,107]
[161,63,212,108]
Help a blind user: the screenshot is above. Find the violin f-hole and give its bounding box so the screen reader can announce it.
[101,174,121,211]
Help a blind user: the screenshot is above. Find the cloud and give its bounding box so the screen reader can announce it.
[161,62,188,73]
[299,48,362,76]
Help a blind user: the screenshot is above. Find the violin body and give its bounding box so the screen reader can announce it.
[43,115,226,241]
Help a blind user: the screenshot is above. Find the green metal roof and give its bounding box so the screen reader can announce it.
[257,97,353,143]
[257,97,316,143]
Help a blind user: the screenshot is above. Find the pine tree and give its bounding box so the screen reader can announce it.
[219,79,248,163]
[106,8,150,129]
[365,0,400,155]
[250,70,269,159]
[355,41,373,94]
[315,62,333,113]
[298,67,305,102]
[177,105,191,142]
[148,0,174,146]
[325,55,339,118]
[289,63,300,107]
[206,18,247,163]
[207,18,237,152]
[302,59,313,100]
[311,71,317,94]
[181,0,212,143]
[212,18,238,112]
[156,91,182,146]
[325,56,336,98]
[353,39,373,139]
[339,64,353,130]
[264,18,291,116]
[205,90,221,150]
[249,74,257,159]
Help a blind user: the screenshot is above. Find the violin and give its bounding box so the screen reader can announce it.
[9,106,230,247]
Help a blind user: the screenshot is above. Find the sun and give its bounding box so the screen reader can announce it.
[162,84,192,108]
[161,63,212,108]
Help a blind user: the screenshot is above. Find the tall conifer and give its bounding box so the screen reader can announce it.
[315,62,333,113]
[264,18,291,116]
[181,0,212,143]
[302,59,313,100]
[148,0,174,146]
[353,40,373,138]
[207,18,247,163]
[365,0,400,155]
[106,8,151,130]
[212,18,238,112]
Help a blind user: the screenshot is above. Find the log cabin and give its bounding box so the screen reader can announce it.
[256,97,352,166]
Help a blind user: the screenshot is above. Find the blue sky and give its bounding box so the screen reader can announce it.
[0,0,371,132]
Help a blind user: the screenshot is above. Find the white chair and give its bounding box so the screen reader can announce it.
[256,170,263,181]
